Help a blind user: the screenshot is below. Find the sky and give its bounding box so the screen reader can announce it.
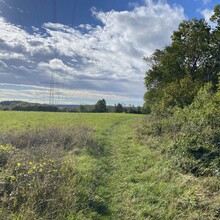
[0,0,219,106]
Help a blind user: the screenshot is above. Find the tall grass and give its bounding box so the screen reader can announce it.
[0,126,106,219]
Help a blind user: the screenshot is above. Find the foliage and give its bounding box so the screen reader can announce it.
[141,4,220,179]
[139,83,220,176]
[211,4,220,26]
[172,84,220,176]
[144,8,220,112]
[114,103,123,113]
[94,99,107,113]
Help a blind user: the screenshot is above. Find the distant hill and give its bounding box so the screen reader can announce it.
[0,100,59,112]
[0,101,87,110]
[0,100,27,106]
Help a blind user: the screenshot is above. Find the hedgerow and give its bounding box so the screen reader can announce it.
[139,83,220,176]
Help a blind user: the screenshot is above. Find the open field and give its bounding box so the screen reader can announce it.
[0,111,219,220]
[0,111,143,133]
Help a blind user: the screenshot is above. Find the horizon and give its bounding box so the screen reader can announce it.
[0,99,142,107]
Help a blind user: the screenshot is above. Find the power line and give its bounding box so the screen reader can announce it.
[48,0,64,105]
[46,0,59,105]
[58,0,77,104]
[93,0,116,50]
[53,0,57,24]
[47,0,77,105]
[66,0,77,58]
[72,0,77,27]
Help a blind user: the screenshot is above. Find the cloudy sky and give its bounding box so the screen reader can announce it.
[0,0,218,105]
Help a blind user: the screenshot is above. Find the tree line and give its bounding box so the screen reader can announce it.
[0,100,147,114]
[79,99,146,114]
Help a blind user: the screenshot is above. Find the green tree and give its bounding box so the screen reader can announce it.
[211,4,220,26]
[94,99,107,113]
[144,9,220,112]
[114,103,123,113]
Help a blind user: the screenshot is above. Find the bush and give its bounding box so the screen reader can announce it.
[139,84,220,176]
[172,84,220,176]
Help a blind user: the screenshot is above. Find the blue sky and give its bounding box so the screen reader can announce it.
[0,0,218,106]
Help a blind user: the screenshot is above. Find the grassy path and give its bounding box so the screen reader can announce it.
[73,116,147,219]
[104,117,147,219]
[99,116,164,219]
[75,116,159,219]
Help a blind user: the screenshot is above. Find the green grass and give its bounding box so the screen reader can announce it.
[0,111,219,219]
[0,111,140,134]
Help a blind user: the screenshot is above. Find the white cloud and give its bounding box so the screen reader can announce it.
[0,52,26,60]
[200,8,216,28]
[0,0,185,105]
[201,8,214,21]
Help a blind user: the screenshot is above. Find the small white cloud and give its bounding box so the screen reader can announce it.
[32,26,39,32]
[0,52,26,60]
[200,8,216,28]
[38,58,74,77]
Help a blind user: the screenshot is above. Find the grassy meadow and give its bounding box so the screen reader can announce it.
[0,111,219,219]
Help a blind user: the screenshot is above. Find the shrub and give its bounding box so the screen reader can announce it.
[139,84,220,176]
[172,84,220,176]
